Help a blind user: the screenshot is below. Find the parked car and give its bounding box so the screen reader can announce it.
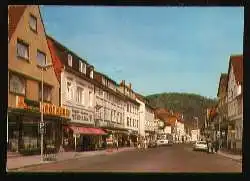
[193,141,207,151]
[156,139,173,146]
[148,140,157,148]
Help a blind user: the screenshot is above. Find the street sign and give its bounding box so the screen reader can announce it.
[73,133,80,138]
[40,122,45,129]
[40,128,45,134]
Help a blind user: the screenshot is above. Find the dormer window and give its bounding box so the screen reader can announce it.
[79,61,83,73]
[90,69,94,79]
[68,54,72,67]
[83,63,86,74]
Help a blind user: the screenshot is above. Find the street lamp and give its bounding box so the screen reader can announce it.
[37,63,53,162]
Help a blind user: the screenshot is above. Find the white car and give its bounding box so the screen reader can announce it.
[156,139,172,146]
[193,141,207,151]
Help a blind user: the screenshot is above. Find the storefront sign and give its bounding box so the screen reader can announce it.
[107,121,114,128]
[41,103,70,118]
[15,96,70,118]
[71,108,91,122]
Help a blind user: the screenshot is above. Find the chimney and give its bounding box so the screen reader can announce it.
[121,80,125,86]
[129,83,132,89]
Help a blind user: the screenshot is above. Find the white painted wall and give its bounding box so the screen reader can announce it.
[94,86,125,127]
[136,98,145,136]
[61,71,95,126]
[145,106,155,132]
[124,101,140,132]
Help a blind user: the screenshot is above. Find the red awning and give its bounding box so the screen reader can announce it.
[68,126,107,135]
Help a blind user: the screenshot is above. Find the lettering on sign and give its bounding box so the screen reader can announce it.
[41,103,70,118]
[71,108,91,122]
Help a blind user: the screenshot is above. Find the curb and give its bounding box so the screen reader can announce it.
[217,151,242,163]
[8,148,135,171]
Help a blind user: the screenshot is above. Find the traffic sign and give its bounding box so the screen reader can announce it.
[73,133,80,138]
[40,128,45,134]
[40,122,45,129]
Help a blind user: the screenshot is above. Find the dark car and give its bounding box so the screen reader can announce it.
[148,140,157,148]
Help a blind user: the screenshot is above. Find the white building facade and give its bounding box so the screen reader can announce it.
[118,81,140,143]
[227,55,243,151]
[61,70,95,126]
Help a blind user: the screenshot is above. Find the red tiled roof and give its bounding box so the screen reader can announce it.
[47,38,64,82]
[8,5,27,40]
[217,73,228,97]
[229,55,243,84]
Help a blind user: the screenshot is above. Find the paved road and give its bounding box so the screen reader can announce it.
[14,144,242,172]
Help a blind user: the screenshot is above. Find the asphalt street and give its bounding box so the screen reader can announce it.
[14,144,242,172]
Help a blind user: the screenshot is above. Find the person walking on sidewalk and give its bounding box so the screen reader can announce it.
[115,139,119,151]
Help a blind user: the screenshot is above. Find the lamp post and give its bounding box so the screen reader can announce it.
[37,63,52,162]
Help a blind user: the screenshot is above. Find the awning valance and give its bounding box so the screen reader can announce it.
[67,126,107,135]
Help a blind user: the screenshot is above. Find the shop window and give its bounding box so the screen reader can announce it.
[17,39,29,60]
[9,73,26,95]
[39,84,52,102]
[29,14,37,32]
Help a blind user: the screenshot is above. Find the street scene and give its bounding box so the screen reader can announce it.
[7,6,243,172]
[11,145,242,172]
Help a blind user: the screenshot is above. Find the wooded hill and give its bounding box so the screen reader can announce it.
[146,92,218,129]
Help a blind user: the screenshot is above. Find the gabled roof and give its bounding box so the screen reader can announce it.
[94,71,118,86]
[227,55,243,85]
[46,35,90,67]
[8,5,27,40]
[217,73,228,97]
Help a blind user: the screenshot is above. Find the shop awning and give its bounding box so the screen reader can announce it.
[68,126,107,135]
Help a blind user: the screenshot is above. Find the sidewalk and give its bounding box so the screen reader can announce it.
[7,147,135,171]
[217,150,242,163]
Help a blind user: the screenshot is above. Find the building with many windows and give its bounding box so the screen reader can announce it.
[226,55,243,152]
[8,5,69,154]
[93,71,129,147]
[118,81,140,145]
[47,35,107,152]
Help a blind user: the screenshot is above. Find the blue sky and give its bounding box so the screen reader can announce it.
[40,6,244,98]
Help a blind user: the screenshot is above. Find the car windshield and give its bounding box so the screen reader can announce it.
[197,141,206,144]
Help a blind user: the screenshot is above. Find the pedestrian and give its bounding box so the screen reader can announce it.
[115,139,119,151]
[144,138,147,150]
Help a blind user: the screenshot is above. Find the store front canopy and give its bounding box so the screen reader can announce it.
[68,126,107,135]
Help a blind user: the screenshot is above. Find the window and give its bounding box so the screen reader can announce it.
[39,84,52,102]
[17,40,29,60]
[9,74,26,95]
[127,104,129,112]
[68,54,72,66]
[89,91,93,107]
[66,80,73,100]
[79,61,83,73]
[29,14,37,32]
[76,87,83,104]
[127,117,129,126]
[90,70,94,79]
[37,50,46,66]
[83,63,87,74]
